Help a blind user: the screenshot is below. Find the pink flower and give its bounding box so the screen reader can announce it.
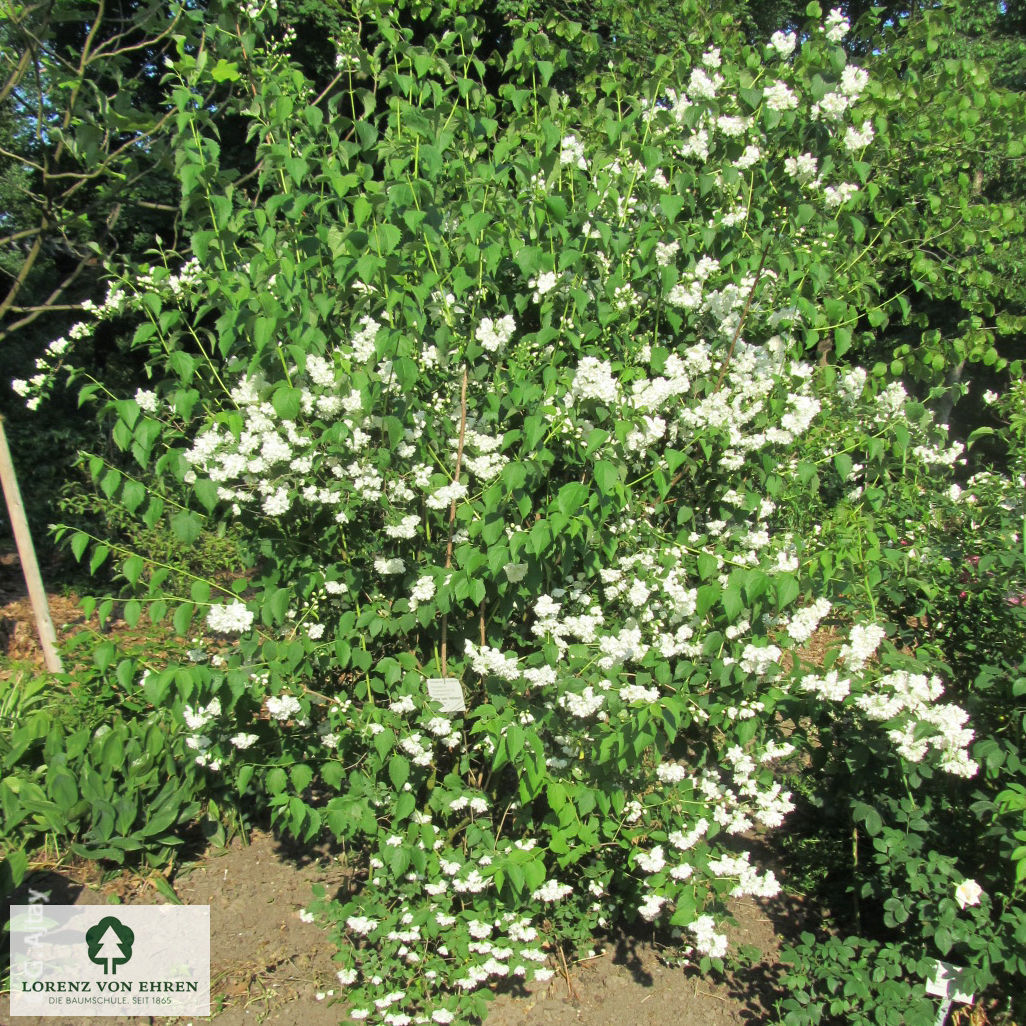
[954,879,983,909]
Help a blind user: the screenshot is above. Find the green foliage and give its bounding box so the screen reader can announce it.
[54,458,252,607]
[776,934,939,1025]
[766,373,1026,1021]
[851,3,1026,390]
[4,1,1026,1024]
[0,656,206,897]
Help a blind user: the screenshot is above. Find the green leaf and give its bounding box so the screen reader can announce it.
[271,387,302,421]
[173,603,194,636]
[253,316,277,353]
[263,587,290,626]
[698,552,719,580]
[123,555,145,586]
[853,801,882,836]
[290,764,314,793]
[194,478,219,513]
[593,460,619,493]
[388,755,410,790]
[395,791,416,822]
[171,512,202,545]
[49,769,79,811]
[123,600,142,627]
[210,59,241,82]
[544,195,568,221]
[775,574,800,610]
[722,585,744,622]
[556,481,588,516]
[149,875,182,904]
[659,194,686,221]
[71,532,89,561]
[122,480,146,514]
[237,764,255,793]
[94,641,116,673]
[89,544,110,575]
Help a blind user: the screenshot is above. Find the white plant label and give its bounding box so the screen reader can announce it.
[426,677,466,713]
[925,960,974,1003]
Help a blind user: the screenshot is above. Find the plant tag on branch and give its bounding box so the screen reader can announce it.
[426,678,466,713]
[925,961,973,1003]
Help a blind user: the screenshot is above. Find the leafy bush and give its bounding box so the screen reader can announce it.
[9,1,1026,1023]
[0,653,206,897]
[771,376,1026,1022]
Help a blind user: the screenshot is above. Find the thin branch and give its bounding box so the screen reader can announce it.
[38,0,105,178]
[714,241,770,392]
[133,200,178,212]
[0,226,43,248]
[0,143,48,174]
[0,225,45,324]
[6,302,88,314]
[311,70,345,108]
[0,247,94,345]
[0,45,33,106]
[89,7,182,64]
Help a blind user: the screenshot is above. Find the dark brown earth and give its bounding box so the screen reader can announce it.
[2,830,804,1026]
[2,831,349,1026]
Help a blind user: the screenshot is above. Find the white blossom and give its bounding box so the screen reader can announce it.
[206,601,254,634]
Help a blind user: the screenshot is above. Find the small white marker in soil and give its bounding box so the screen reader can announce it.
[925,961,973,1026]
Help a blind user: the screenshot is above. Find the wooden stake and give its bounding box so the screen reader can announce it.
[0,414,63,673]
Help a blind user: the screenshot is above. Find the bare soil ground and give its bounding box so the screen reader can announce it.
[2,830,804,1026]
[0,551,93,671]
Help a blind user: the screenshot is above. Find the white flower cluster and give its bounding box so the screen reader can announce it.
[638,893,667,922]
[770,31,797,57]
[839,622,886,670]
[824,7,850,42]
[823,182,859,208]
[801,669,851,701]
[266,694,305,723]
[786,597,832,644]
[529,271,558,302]
[465,641,520,681]
[475,315,516,353]
[184,698,221,731]
[559,135,587,170]
[689,915,728,958]
[14,258,203,410]
[206,601,255,634]
[571,357,620,405]
[708,850,779,898]
[764,80,798,111]
[531,879,573,902]
[785,152,819,182]
[857,671,978,777]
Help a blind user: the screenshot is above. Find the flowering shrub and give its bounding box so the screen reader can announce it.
[765,370,1026,1020]
[18,0,1026,1021]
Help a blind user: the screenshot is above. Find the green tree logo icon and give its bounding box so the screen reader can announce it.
[85,916,135,975]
